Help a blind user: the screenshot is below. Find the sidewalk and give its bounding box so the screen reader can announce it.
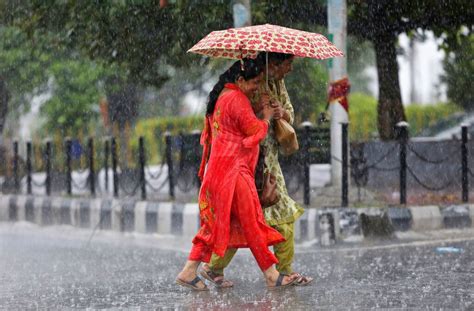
[1,193,473,244]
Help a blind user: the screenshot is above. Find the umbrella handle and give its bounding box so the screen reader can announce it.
[266,52,269,88]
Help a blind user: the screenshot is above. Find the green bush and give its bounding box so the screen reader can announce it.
[405,103,462,136]
[348,92,462,141]
[348,92,378,141]
[132,115,204,164]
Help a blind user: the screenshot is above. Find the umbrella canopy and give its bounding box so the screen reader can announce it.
[188,24,343,60]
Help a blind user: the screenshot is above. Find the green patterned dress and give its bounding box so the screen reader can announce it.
[258,79,304,226]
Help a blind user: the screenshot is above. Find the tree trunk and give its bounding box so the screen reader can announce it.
[105,76,139,169]
[374,34,406,140]
[0,77,10,176]
[0,77,9,135]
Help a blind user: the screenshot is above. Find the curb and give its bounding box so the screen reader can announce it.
[1,195,473,242]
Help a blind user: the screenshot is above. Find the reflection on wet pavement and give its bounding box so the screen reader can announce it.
[0,224,472,309]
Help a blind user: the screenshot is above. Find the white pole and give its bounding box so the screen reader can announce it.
[409,38,417,104]
[233,0,251,28]
[328,0,348,187]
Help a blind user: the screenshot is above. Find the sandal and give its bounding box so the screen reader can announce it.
[176,276,209,291]
[267,273,297,290]
[293,274,313,286]
[200,269,234,288]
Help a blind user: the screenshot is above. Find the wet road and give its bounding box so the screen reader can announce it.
[1,223,473,310]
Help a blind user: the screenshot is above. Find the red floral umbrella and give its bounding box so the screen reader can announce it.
[188,24,343,60]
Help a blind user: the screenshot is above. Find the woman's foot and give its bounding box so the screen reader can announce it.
[201,264,234,288]
[265,270,298,288]
[176,267,208,291]
[289,272,313,286]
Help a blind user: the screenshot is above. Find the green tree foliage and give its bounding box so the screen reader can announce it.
[5,1,472,141]
[0,25,113,137]
[442,33,473,111]
[252,0,472,140]
[9,1,233,88]
[253,0,327,27]
[3,1,365,130]
[347,36,375,94]
[138,59,228,118]
[348,0,473,140]
[40,59,108,136]
[285,58,328,123]
[4,1,234,131]
[0,26,53,131]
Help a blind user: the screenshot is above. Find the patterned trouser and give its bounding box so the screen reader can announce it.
[208,222,294,275]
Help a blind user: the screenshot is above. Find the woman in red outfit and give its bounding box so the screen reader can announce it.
[176,59,297,291]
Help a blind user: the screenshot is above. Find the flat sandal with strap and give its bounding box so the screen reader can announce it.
[200,269,234,288]
[176,276,209,291]
[267,273,297,290]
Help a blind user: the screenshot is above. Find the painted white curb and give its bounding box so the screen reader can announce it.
[33,197,45,226]
[134,201,148,234]
[16,195,28,221]
[111,200,123,232]
[0,195,10,221]
[157,202,173,235]
[90,198,102,230]
[409,205,442,231]
[182,203,199,238]
[467,204,474,227]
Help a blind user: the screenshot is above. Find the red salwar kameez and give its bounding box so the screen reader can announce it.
[189,83,284,271]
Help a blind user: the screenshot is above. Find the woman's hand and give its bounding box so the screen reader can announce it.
[254,93,270,114]
[270,99,289,121]
[262,103,275,123]
[273,105,285,120]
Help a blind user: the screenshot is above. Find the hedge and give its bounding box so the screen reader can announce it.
[348,93,462,141]
[131,115,204,164]
[132,94,462,163]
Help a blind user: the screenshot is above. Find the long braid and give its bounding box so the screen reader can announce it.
[206,58,263,116]
[206,62,241,116]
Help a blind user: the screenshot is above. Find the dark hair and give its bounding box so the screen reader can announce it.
[256,52,294,66]
[206,58,263,116]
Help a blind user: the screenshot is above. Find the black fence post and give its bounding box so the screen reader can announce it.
[165,132,175,199]
[45,140,52,196]
[397,122,409,205]
[111,137,119,198]
[341,122,349,207]
[461,125,468,203]
[139,136,147,200]
[104,139,110,193]
[302,122,312,206]
[88,137,95,196]
[13,141,19,193]
[65,139,72,195]
[191,130,202,191]
[26,141,32,195]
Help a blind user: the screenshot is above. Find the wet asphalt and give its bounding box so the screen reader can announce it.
[0,223,473,310]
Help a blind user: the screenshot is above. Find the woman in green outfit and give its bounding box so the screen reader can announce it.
[201,52,313,288]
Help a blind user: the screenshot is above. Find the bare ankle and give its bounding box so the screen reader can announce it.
[263,267,278,282]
